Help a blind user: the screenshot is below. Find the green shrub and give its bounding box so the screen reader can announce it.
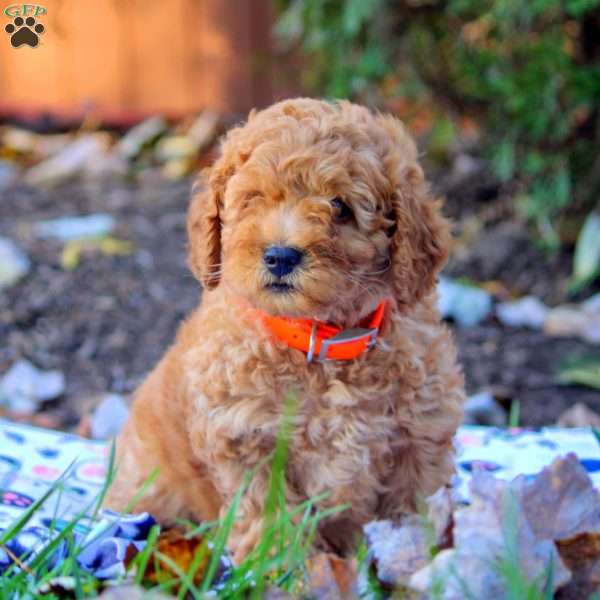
[274,0,600,249]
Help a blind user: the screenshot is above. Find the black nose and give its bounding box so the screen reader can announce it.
[263,246,303,278]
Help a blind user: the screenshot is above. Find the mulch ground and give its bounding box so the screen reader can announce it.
[1,174,598,427]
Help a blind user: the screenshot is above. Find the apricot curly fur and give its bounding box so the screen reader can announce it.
[104,98,465,562]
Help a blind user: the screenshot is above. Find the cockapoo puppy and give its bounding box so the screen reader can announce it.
[105,98,465,561]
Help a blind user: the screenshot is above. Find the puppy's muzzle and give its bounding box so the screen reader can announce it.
[263,246,303,278]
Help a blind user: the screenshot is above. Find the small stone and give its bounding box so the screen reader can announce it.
[0,236,30,289]
[90,394,130,439]
[437,276,492,327]
[582,293,600,314]
[452,154,485,179]
[34,214,115,241]
[496,296,549,329]
[0,160,18,190]
[0,359,65,414]
[463,391,507,427]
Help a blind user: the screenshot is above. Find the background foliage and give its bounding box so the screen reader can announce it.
[274,0,600,250]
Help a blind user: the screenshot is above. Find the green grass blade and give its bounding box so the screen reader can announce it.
[200,472,250,593]
[90,440,117,518]
[508,399,520,428]
[152,551,203,600]
[133,523,161,585]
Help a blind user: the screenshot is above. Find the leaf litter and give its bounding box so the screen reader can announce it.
[365,454,600,599]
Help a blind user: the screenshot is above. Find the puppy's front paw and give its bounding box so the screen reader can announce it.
[228,518,264,564]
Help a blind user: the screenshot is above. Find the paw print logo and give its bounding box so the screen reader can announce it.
[5,16,44,48]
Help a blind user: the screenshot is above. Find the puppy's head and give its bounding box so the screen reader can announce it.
[188,98,449,324]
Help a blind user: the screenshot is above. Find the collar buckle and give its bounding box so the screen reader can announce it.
[307,326,379,363]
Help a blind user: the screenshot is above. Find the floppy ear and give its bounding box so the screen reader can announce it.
[373,112,450,310]
[187,163,231,289]
[390,164,450,310]
[187,111,259,288]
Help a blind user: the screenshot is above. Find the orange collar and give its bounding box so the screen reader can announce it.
[259,300,389,362]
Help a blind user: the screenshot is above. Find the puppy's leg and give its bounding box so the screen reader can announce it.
[379,328,465,518]
[209,458,274,563]
[188,422,300,563]
[104,355,221,524]
[226,493,267,563]
[379,397,463,518]
[378,431,457,519]
[104,418,188,520]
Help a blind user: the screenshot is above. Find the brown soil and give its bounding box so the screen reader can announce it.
[1,173,598,427]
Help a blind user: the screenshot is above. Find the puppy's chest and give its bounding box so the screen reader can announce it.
[189,344,400,459]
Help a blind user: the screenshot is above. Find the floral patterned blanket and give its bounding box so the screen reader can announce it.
[0,418,599,576]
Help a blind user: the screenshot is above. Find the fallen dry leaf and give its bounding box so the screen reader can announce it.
[364,487,453,587]
[35,576,80,598]
[138,527,210,589]
[409,547,508,599]
[516,453,600,541]
[365,455,600,598]
[556,533,600,599]
[544,305,600,345]
[98,584,171,599]
[460,471,568,594]
[35,579,167,600]
[557,532,600,568]
[409,469,571,599]
[425,487,455,547]
[61,237,133,271]
[411,455,600,598]
[25,133,112,188]
[306,552,359,600]
[364,519,430,586]
[4,411,65,430]
[557,403,600,428]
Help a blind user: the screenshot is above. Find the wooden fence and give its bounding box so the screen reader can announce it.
[0,0,278,121]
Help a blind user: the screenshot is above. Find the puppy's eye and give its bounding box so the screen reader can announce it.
[330,197,353,223]
[385,210,397,238]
